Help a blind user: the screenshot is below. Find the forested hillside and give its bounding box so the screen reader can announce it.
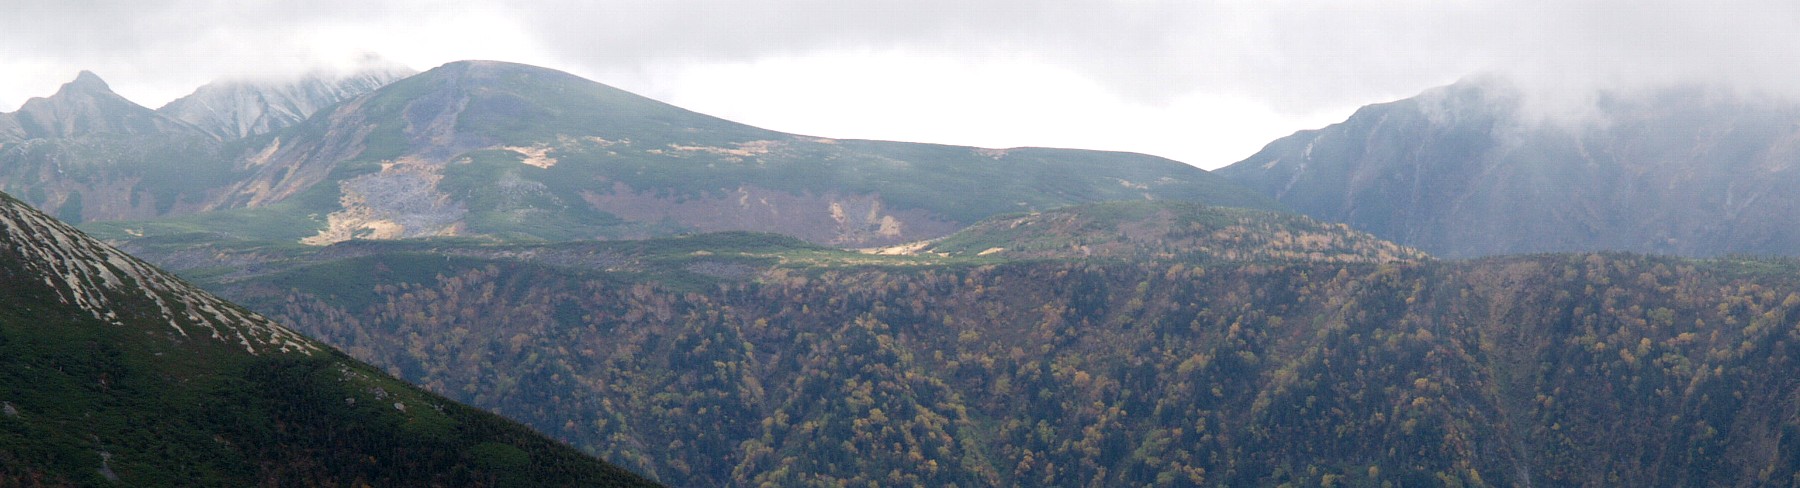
[211,235,1800,486]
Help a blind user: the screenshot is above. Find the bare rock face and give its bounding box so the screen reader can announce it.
[301,157,467,245]
[1218,78,1800,258]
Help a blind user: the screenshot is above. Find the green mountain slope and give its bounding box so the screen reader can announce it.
[1217,78,1800,258]
[0,192,655,486]
[152,203,1800,486]
[95,60,1275,248]
[912,200,1426,263]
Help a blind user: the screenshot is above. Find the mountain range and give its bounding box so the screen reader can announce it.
[15,64,1800,258]
[0,64,399,226]
[1,61,1276,251]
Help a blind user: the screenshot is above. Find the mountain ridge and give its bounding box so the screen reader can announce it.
[1217,78,1800,258]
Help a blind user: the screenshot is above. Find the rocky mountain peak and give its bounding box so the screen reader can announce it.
[1,71,196,140]
[61,70,113,94]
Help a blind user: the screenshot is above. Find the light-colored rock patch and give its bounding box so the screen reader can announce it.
[857,240,935,255]
[877,215,904,237]
[499,145,558,168]
[668,140,783,162]
[244,137,282,167]
[302,157,466,245]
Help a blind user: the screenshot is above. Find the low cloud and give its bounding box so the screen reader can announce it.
[10,1,1797,108]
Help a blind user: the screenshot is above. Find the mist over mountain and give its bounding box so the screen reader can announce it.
[1218,77,1800,258]
[159,62,415,140]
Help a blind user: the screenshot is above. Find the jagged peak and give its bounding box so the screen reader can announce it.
[54,70,117,98]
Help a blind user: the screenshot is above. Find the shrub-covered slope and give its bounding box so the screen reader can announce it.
[913,200,1426,263]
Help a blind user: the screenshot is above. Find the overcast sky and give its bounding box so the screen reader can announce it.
[4,1,1797,169]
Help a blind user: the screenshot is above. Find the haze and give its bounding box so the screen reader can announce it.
[3,0,1795,169]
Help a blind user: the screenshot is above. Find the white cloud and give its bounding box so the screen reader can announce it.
[628,49,1351,167]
